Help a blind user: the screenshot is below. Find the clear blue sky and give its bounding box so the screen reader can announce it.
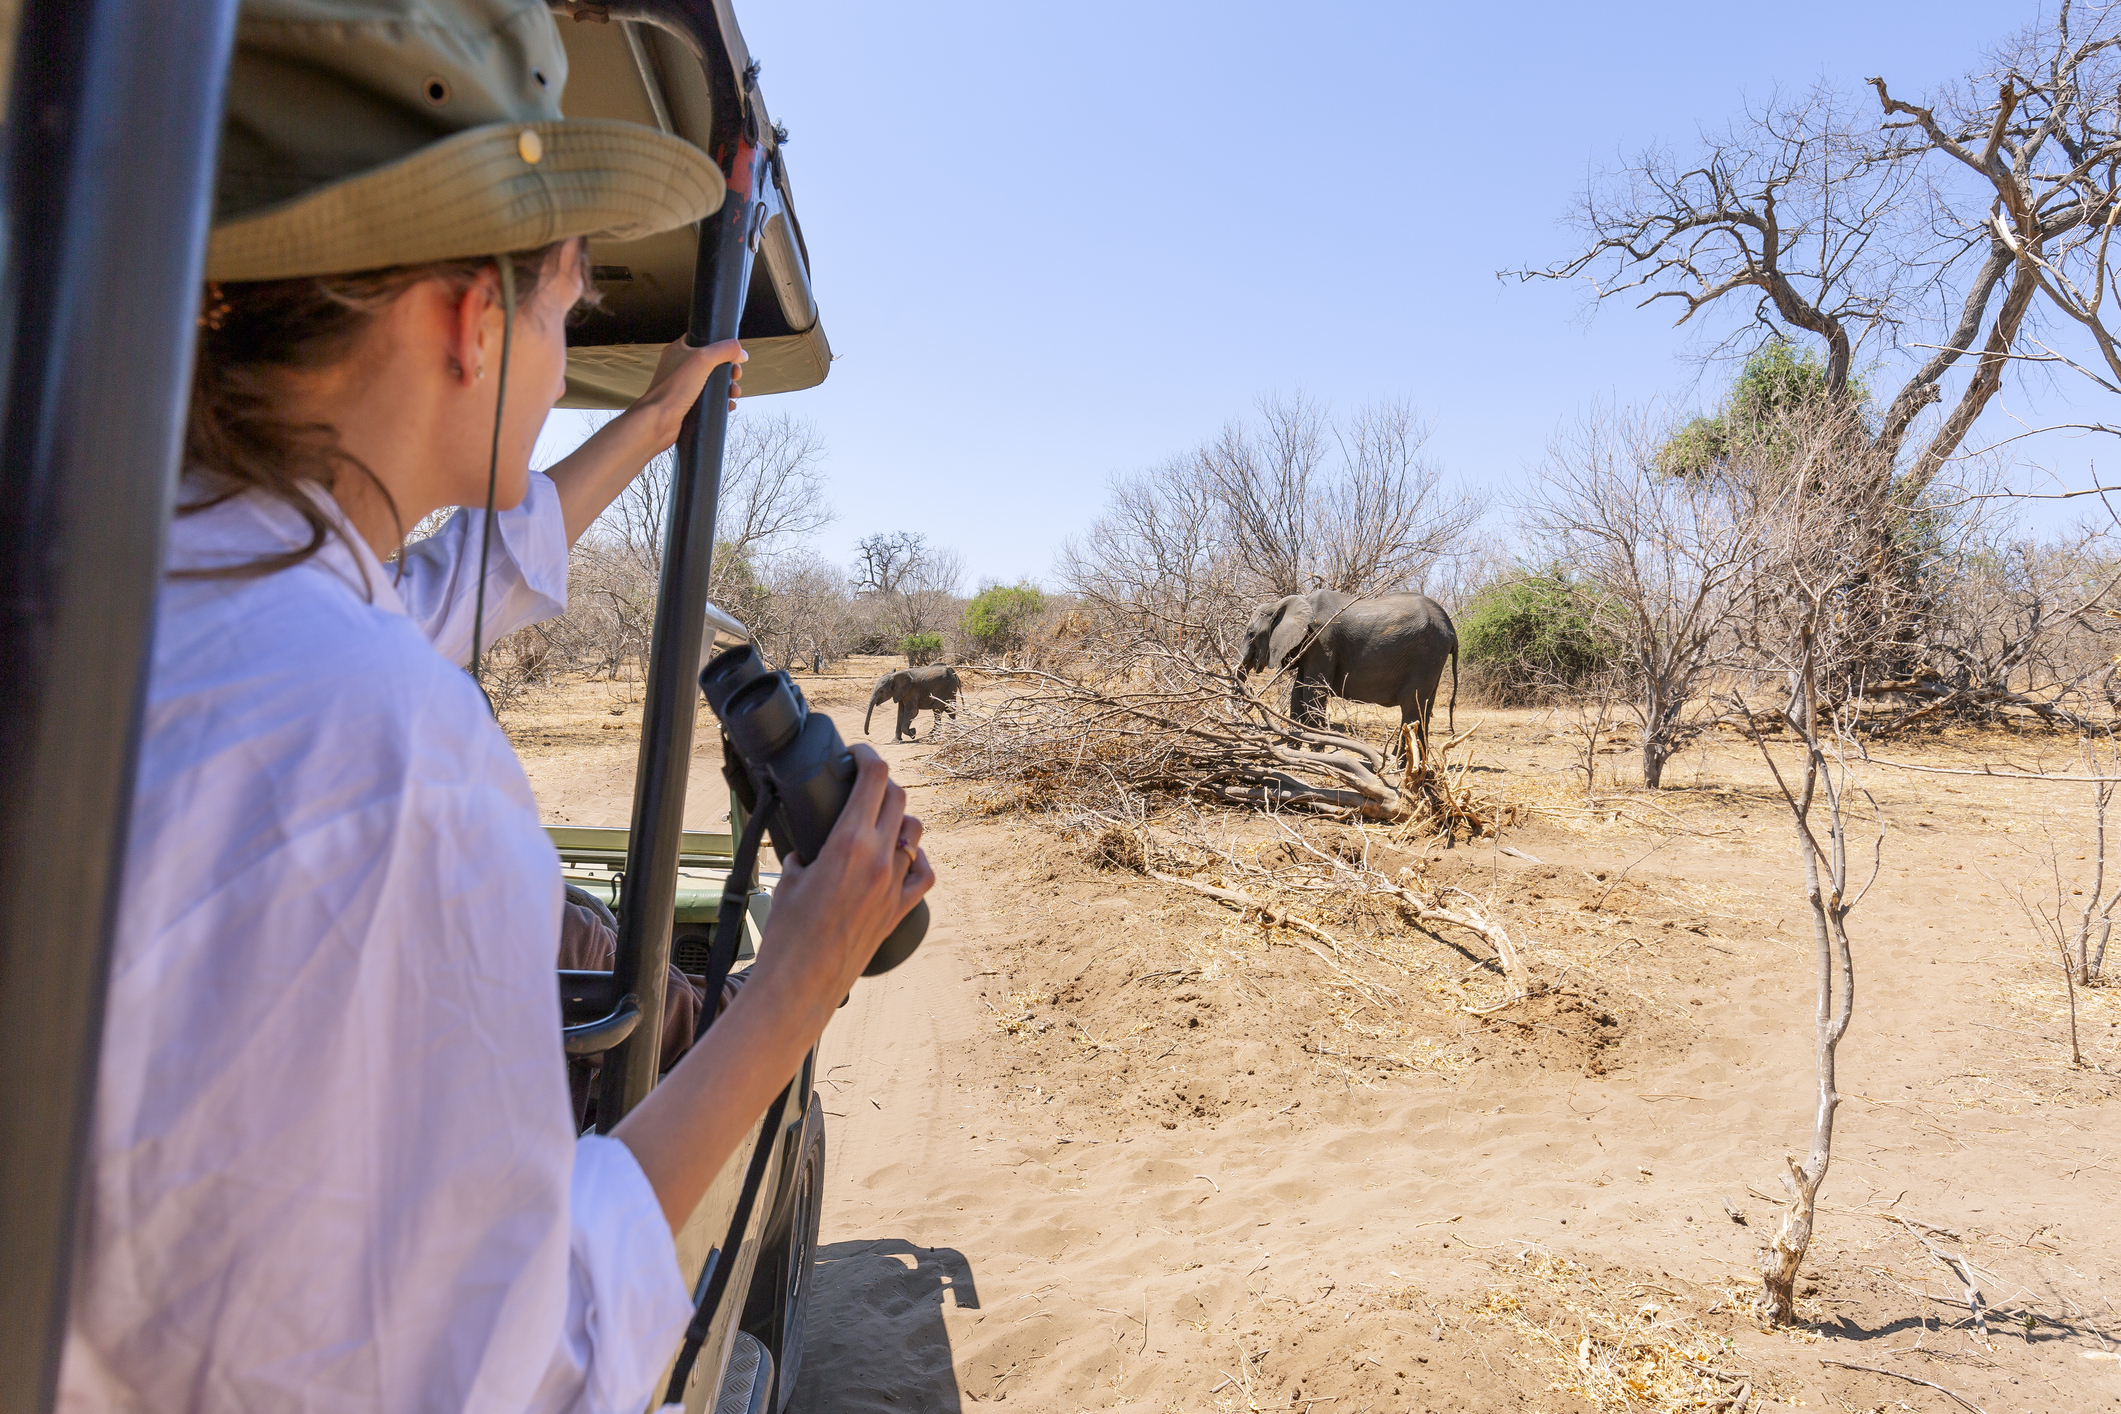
[545,0,2108,589]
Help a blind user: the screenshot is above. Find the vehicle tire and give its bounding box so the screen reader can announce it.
[741,1092,824,1413]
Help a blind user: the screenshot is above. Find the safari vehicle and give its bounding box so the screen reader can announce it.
[0,3,832,1411]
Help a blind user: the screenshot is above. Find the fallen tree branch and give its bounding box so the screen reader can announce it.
[1259,814,1542,1008]
[1378,881,1541,1011]
[1892,1215,1991,1343]
[1817,1359,1988,1414]
[932,649,1518,834]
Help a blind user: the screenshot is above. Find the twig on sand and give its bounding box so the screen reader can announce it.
[1122,967,1201,987]
[1892,1216,1992,1342]
[1818,1358,1989,1413]
[1193,1174,1220,1193]
[1094,1306,1149,1356]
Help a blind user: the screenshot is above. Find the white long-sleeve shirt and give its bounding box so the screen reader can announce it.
[60,476,691,1412]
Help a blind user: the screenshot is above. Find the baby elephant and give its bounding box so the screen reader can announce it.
[866,664,962,742]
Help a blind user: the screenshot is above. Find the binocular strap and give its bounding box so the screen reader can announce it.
[662,783,784,1405]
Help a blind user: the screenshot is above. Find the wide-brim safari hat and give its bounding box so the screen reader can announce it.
[207,0,724,282]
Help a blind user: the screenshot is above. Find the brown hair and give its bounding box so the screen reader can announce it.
[180,239,585,579]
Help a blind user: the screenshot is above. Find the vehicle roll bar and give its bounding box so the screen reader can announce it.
[0,3,242,1406]
[596,100,773,1130]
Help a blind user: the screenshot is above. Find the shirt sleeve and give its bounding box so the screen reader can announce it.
[394,470,571,665]
[528,1137,694,1414]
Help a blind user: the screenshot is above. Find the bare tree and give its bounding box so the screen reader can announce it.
[902,544,965,638]
[481,412,837,683]
[1871,4,2121,474]
[1062,396,1479,653]
[1318,402,1479,592]
[1057,456,1238,650]
[1726,400,1913,1326]
[1516,3,2121,502]
[1206,396,1478,598]
[1885,520,2121,729]
[1521,408,1770,788]
[852,530,924,601]
[1741,650,1877,1327]
[2005,733,2119,1071]
[852,530,965,642]
[599,410,834,613]
[1204,395,1328,598]
[752,552,855,670]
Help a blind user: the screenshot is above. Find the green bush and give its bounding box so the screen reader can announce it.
[1457,570,1617,704]
[1657,338,1874,480]
[900,632,945,666]
[960,583,1047,656]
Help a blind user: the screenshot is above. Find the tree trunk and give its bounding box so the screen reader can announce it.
[1642,735,1669,791]
[1758,1154,1822,1325]
[1758,773,1853,1325]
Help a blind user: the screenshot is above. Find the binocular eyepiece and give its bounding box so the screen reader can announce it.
[702,644,927,975]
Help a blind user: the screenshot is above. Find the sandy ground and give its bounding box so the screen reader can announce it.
[505,661,2121,1413]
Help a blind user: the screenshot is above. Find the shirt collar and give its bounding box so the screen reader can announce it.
[167,477,409,618]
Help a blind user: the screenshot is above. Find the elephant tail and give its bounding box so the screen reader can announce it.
[1449,642,1458,734]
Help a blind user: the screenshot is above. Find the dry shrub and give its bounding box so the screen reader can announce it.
[1084,821,1146,872]
[932,644,1513,833]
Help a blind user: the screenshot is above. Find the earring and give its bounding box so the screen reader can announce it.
[476,364,486,382]
[197,280,230,331]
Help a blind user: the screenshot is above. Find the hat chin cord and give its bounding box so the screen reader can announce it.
[468,256,517,711]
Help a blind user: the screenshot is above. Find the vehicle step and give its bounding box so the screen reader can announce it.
[714,1330,773,1414]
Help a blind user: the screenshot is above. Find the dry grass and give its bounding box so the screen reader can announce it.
[1451,1252,1782,1413]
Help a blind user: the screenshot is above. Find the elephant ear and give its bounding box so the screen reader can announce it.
[1265,595,1313,668]
[893,671,914,701]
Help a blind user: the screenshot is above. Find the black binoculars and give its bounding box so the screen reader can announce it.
[701,644,928,975]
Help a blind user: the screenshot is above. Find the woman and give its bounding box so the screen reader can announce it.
[61,2,931,1410]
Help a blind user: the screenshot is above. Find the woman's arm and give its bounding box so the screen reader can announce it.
[613,745,933,1229]
[544,337,747,544]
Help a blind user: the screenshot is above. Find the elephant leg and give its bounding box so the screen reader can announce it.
[897,699,918,741]
[1288,680,1310,729]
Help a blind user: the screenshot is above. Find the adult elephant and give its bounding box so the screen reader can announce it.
[1239,589,1458,739]
[865,664,962,742]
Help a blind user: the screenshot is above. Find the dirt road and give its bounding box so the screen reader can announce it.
[510,668,2121,1412]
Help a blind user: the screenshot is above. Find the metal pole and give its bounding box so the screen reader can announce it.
[0,2,239,1408]
[599,140,764,1128]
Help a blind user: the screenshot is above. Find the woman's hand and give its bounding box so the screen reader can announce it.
[752,744,934,1017]
[545,336,746,543]
[611,744,934,1230]
[629,336,746,451]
